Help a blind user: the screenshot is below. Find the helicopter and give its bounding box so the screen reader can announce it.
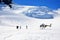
[40,24,52,29]
[0,0,12,8]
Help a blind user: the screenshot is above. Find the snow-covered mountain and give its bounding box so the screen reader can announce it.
[23,6,54,19]
[0,4,60,40]
[0,4,60,27]
[0,4,55,19]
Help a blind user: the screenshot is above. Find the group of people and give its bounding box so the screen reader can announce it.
[16,25,28,29]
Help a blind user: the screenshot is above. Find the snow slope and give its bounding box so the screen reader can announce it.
[0,4,60,40]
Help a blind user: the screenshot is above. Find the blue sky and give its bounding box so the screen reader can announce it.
[13,0,60,10]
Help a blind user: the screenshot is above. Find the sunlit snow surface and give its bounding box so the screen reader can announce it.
[0,4,60,40]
